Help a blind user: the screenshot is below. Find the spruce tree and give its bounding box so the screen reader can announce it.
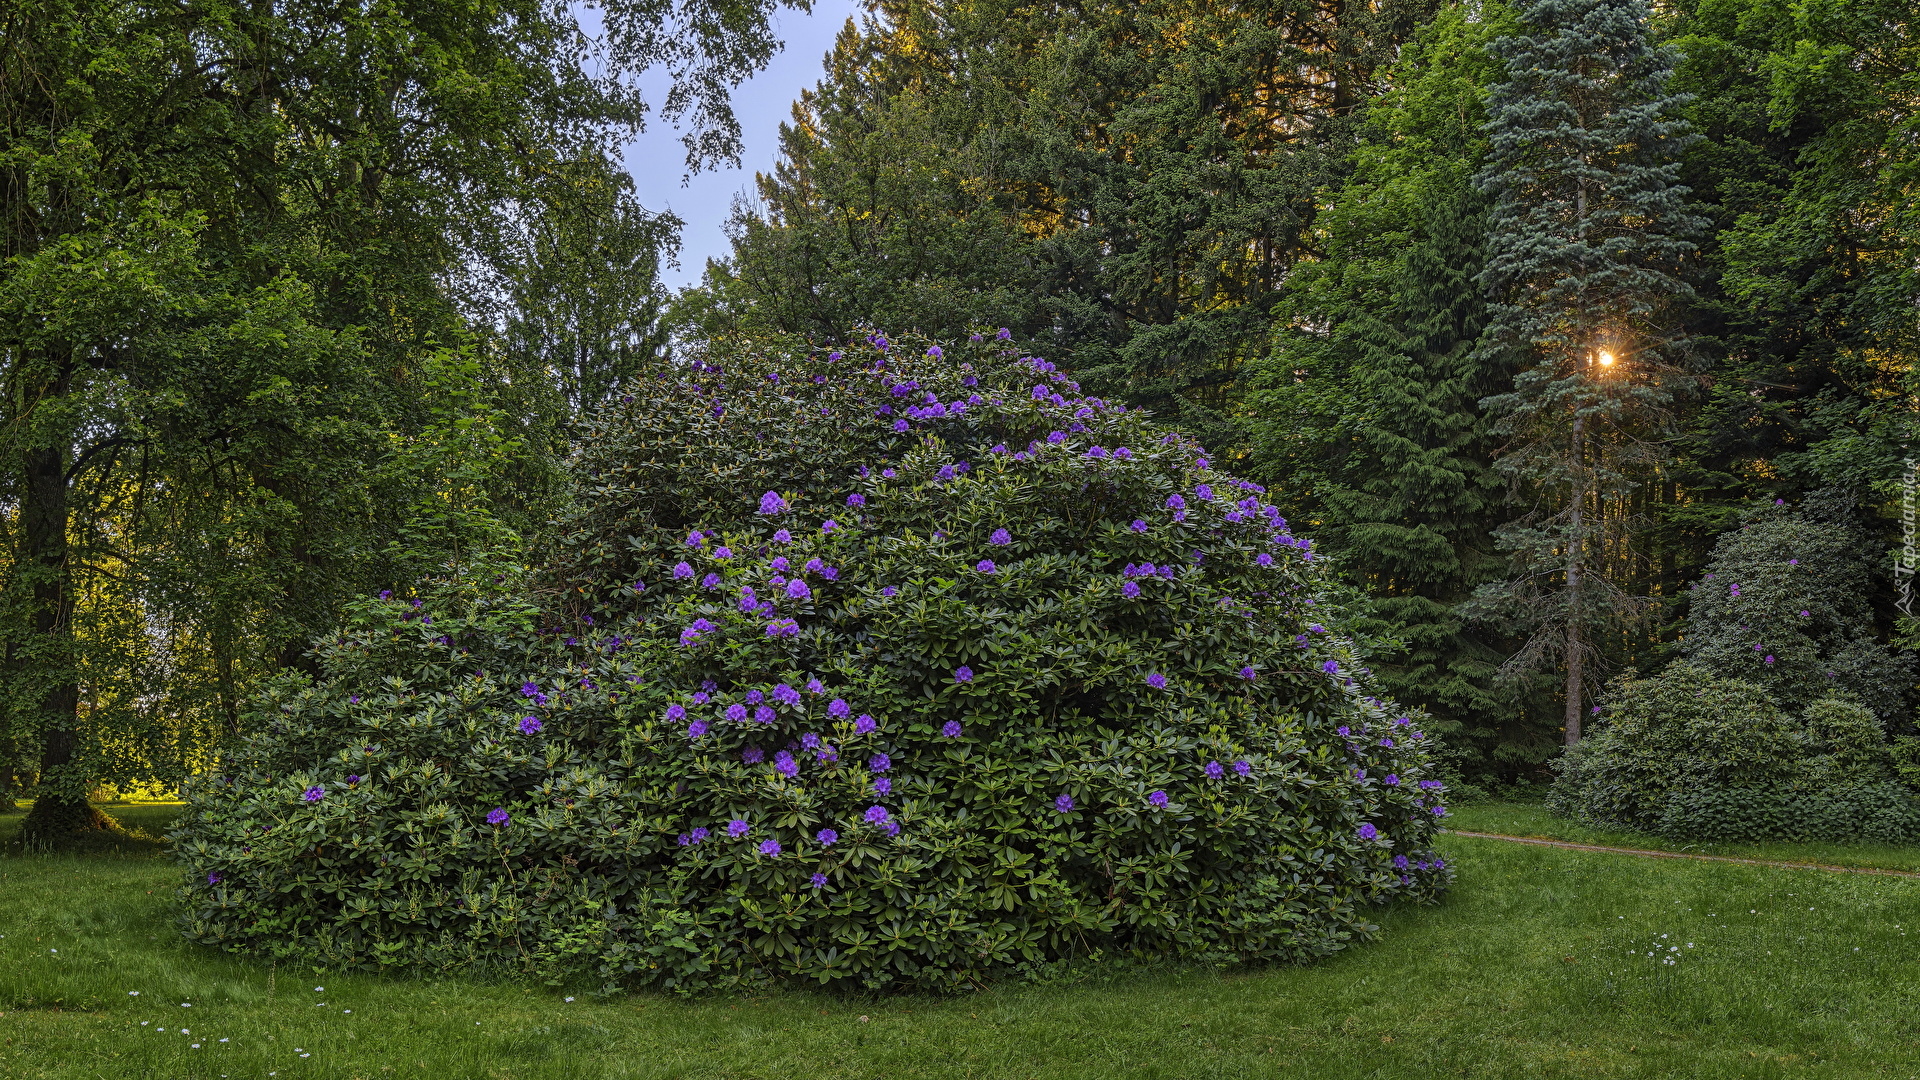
[1318,190,1538,768]
[1469,0,1704,744]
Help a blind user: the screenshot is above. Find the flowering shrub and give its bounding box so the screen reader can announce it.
[1679,505,1912,727]
[1548,661,1909,841]
[173,330,1451,991]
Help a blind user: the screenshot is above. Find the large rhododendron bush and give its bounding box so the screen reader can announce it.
[173,331,1453,991]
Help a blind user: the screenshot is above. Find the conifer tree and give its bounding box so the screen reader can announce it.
[1468,0,1704,744]
[1318,190,1536,764]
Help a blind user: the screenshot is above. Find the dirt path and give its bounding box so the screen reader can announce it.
[1442,829,1920,880]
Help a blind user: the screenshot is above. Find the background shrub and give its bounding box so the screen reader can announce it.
[1545,662,1802,831]
[1679,502,1913,729]
[1548,663,1914,843]
[1656,782,1920,845]
[172,330,1452,992]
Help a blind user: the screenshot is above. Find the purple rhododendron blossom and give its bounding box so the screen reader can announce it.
[701,573,722,589]
[726,704,748,722]
[665,704,686,723]
[942,720,963,738]
[519,716,543,735]
[766,619,800,638]
[1148,790,1169,808]
[864,805,890,825]
[304,786,325,802]
[990,528,1012,545]
[759,840,782,856]
[1054,794,1074,813]
[817,829,839,845]
[1046,431,1066,444]
[773,528,792,543]
[1146,672,1167,689]
[810,872,828,888]
[976,560,996,574]
[487,807,510,826]
[1256,553,1274,567]
[855,714,877,734]
[828,698,851,718]
[1358,823,1378,840]
[848,493,866,507]
[1123,581,1141,598]
[687,721,708,738]
[1131,519,1148,532]
[742,747,764,764]
[821,520,839,534]
[1322,660,1340,674]
[874,778,892,795]
[1234,760,1251,776]
[758,491,789,515]
[869,753,891,772]
[772,683,801,706]
[713,546,733,560]
[754,705,777,724]
[954,666,974,683]
[1204,761,1224,780]
[1166,494,1186,510]
[1239,666,1256,680]
[727,819,750,838]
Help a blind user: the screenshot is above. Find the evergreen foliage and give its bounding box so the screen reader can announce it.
[1305,191,1546,773]
[1467,0,1706,742]
[690,0,1440,453]
[174,331,1453,990]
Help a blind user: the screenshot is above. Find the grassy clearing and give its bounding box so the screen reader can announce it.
[1449,802,1920,874]
[4,804,1920,1078]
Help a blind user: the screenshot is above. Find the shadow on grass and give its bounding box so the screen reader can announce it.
[0,800,181,859]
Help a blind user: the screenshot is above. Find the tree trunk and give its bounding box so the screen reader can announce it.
[1563,412,1584,745]
[19,439,109,845]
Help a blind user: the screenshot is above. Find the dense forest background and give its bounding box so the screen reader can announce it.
[2,0,1914,835]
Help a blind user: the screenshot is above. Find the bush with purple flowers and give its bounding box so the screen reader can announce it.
[1677,502,1912,727]
[173,330,1448,993]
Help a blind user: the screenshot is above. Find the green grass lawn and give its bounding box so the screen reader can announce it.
[1448,801,1920,874]
[5,803,1920,1079]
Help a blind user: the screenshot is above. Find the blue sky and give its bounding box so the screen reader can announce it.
[625,0,866,290]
